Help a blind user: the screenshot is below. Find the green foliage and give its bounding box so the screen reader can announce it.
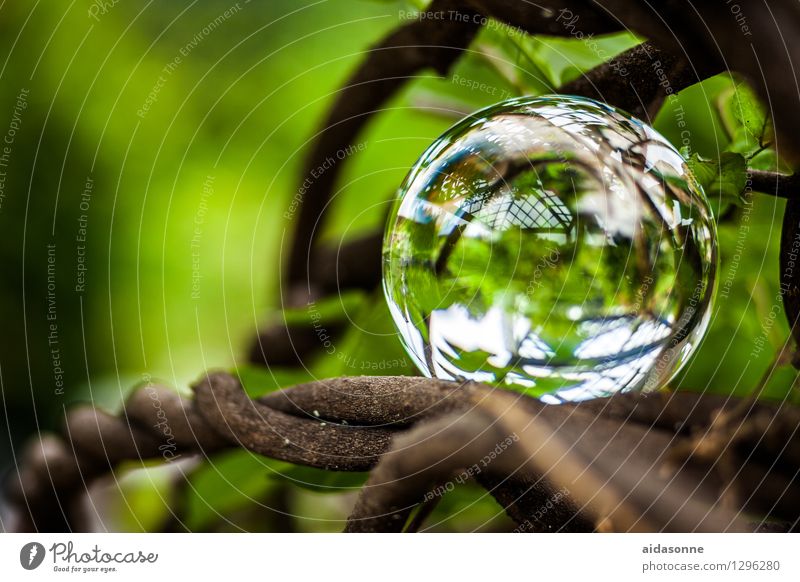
[183,449,367,532]
[511,32,643,87]
[185,450,278,532]
[4,0,797,532]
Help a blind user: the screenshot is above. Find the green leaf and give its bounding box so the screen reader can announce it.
[516,33,643,87]
[235,365,314,398]
[717,81,773,157]
[421,481,514,532]
[185,450,277,531]
[686,151,747,202]
[280,291,366,326]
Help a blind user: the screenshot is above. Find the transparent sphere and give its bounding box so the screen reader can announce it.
[383,95,717,403]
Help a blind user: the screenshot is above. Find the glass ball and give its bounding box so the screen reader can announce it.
[382,95,717,403]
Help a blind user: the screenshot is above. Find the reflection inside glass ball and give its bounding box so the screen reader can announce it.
[383,95,717,403]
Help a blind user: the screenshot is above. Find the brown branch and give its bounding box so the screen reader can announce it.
[259,40,714,366]
[282,40,715,307]
[249,232,383,367]
[464,1,621,38]
[10,0,800,537]
[4,373,396,532]
[265,0,742,367]
[593,0,800,164]
[695,0,800,163]
[669,398,800,519]
[285,0,800,312]
[125,384,228,451]
[263,376,800,532]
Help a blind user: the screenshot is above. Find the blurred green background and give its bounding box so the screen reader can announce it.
[0,0,795,531]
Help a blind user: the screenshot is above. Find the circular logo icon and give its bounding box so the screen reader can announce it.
[20,542,46,570]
